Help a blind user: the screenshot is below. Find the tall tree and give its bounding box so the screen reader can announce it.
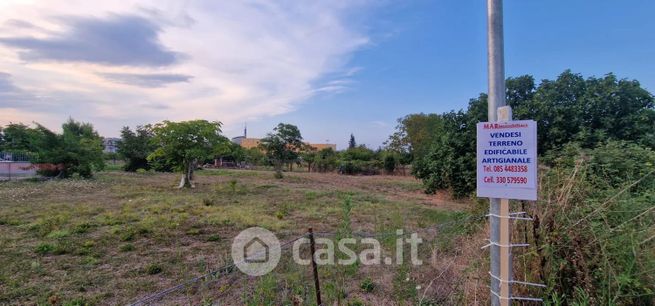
[408,70,655,197]
[300,144,317,172]
[148,120,225,188]
[384,113,444,160]
[348,133,356,149]
[0,123,43,153]
[117,125,155,171]
[259,123,303,178]
[23,119,105,178]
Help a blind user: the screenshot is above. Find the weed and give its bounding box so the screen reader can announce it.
[35,243,55,255]
[229,179,238,193]
[202,198,215,206]
[72,222,93,234]
[119,244,135,252]
[81,256,99,266]
[207,234,221,242]
[393,264,417,303]
[46,229,70,239]
[347,299,365,306]
[360,277,375,293]
[244,274,277,305]
[275,204,290,220]
[63,299,89,306]
[119,229,136,241]
[186,228,202,235]
[145,263,162,275]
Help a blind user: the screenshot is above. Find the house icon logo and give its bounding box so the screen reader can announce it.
[244,237,269,263]
[231,227,281,276]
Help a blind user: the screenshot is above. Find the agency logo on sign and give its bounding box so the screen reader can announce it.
[231,227,281,276]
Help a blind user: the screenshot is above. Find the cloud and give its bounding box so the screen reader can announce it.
[0,1,374,137]
[0,15,181,67]
[0,72,35,107]
[99,72,192,88]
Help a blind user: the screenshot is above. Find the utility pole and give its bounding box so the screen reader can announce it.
[487,0,510,305]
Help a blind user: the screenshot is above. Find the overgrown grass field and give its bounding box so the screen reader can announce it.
[0,169,477,305]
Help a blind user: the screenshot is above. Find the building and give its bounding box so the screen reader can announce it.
[231,137,336,151]
[230,126,336,151]
[103,137,120,153]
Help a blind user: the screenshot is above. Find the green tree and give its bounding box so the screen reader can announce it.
[384,113,444,160]
[117,125,155,171]
[259,123,303,178]
[300,145,317,172]
[408,70,655,197]
[315,147,338,172]
[148,120,226,188]
[244,147,267,166]
[0,123,43,153]
[383,153,397,174]
[29,119,105,178]
[348,133,356,149]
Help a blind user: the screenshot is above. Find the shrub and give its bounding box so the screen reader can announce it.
[207,234,221,242]
[383,154,397,174]
[360,277,375,293]
[145,263,162,275]
[519,141,655,304]
[202,198,214,206]
[35,243,55,255]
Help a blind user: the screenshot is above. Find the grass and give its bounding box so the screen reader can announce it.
[0,169,470,305]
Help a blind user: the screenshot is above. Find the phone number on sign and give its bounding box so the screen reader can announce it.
[483,176,529,184]
[491,165,528,173]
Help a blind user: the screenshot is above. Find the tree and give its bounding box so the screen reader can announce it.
[348,133,356,149]
[22,119,105,178]
[259,123,303,178]
[148,120,226,188]
[117,125,155,171]
[0,123,43,153]
[300,145,317,172]
[408,70,655,197]
[383,154,397,174]
[384,113,444,160]
[244,147,267,166]
[315,147,338,172]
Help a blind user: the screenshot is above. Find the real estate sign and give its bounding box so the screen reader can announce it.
[476,120,537,200]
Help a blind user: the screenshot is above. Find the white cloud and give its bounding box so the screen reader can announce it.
[0,0,371,136]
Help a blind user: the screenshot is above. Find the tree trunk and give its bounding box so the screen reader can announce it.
[273,160,283,178]
[177,161,195,188]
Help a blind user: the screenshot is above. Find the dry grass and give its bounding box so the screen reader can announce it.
[0,169,479,305]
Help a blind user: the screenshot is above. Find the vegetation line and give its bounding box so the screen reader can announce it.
[567,168,655,229]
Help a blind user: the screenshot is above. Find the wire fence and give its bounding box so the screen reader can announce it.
[129,214,489,305]
[0,151,34,162]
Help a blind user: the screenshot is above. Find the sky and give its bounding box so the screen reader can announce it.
[1,0,654,150]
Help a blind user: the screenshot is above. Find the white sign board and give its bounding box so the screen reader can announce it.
[476,120,537,200]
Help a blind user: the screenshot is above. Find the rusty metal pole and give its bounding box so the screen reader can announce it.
[308,228,322,305]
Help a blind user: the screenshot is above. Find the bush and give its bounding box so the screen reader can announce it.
[145,263,162,275]
[360,277,375,293]
[383,154,397,174]
[520,141,655,304]
[338,160,381,175]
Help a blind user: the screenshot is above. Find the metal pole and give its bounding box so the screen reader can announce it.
[487,0,507,305]
[308,228,322,305]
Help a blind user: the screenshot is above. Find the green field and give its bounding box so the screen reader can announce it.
[0,169,481,305]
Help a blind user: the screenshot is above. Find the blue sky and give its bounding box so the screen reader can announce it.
[1,1,653,150]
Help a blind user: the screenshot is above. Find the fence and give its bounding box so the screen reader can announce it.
[128,214,514,305]
[0,152,37,180]
[0,151,34,162]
